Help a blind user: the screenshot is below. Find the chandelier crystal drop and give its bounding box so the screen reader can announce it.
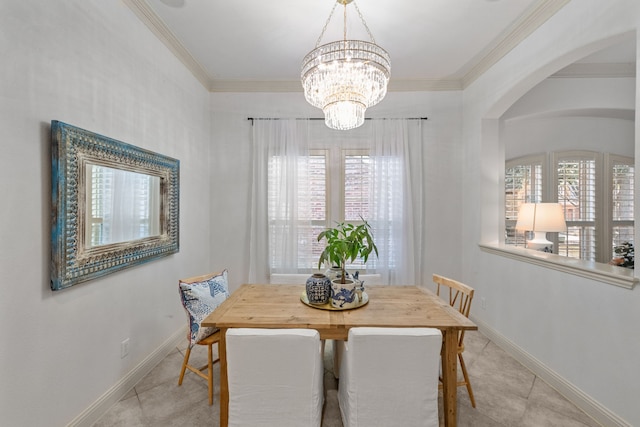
[301,1,390,131]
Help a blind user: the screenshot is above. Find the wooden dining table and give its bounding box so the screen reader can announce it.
[202,283,477,427]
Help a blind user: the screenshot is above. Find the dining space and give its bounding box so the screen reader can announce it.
[93,321,601,427]
[98,268,601,427]
[200,282,477,427]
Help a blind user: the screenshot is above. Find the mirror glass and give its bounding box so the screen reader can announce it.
[86,165,161,247]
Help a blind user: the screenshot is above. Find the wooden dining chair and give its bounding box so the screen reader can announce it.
[177,269,230,405]
[433,273,476,408]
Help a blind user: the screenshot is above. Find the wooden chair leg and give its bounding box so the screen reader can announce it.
[178,335,220,405]
[207,343,214,405]
[458,353,476,408]
[178,346,192,386]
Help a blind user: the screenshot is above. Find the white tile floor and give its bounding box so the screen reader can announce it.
[94,332,602,427]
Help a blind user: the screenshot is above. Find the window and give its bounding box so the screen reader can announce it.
[268,148,375,273]
[505,151,634,264]
[267,152,326,271]
[344,151,371,222]
[554,152,598,260]
[253,118,421,285]
[505,155,544,245]
[342,151,379,271]
[609,154,635,253]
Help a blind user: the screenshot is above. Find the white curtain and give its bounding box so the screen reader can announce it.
[367,119,423,285]
[249,120,311,283]
[86,166,161,247]
[248,118,424,285]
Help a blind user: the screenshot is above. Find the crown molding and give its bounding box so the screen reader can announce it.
[461,0,571,89]
[210,80,302,92]
[123,0,212,90]
[125,0,568,93]
[209,78,463,92]
[550,62,636,78]
[388,79,463,92]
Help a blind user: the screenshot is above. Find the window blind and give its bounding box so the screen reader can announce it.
[505,157,543,246]
[344,153,371,222]
[611,158,634,256]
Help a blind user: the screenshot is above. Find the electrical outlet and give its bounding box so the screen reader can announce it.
[481,297,487,310]
[121,338,130,358]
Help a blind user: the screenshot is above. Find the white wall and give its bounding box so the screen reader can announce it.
[209,91,464,293]
[463,1,640,425]
[504,115,634,159]
[503,77,635,159]
[0,1,212,425]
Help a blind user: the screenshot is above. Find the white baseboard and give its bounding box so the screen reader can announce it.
[472,317,630,427]
[67,326,187,427]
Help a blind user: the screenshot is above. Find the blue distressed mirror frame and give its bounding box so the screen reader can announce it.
[51,121,180,290]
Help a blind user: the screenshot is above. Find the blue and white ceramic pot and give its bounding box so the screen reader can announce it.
[324,266,349,282]
[306,273,331,305]
[330,279,359,309]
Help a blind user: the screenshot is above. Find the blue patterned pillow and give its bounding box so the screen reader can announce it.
[179,269,230,346]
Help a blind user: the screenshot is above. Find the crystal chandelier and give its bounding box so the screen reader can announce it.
[301,0,390,131]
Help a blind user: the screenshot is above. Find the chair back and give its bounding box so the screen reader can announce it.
[226,328,324,427]
[338,327,442,427]
[433,273,474,347]
[178,270,229,346]
[433,273,478,407]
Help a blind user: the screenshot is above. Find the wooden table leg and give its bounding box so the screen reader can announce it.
[442,329,458,427]
[219,328,229,427]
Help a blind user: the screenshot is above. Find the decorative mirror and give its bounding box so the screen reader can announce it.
[51,121,179,290]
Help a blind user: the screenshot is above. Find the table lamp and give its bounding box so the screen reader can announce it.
[515,203,567,252]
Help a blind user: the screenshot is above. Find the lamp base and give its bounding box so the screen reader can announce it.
[526,231,553,252]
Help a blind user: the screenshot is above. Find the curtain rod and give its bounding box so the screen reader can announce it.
[248,117,427,123]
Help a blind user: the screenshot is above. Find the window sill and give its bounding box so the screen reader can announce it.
[479,242,637,290]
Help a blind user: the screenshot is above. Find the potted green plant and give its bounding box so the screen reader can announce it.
[317,220,378,285]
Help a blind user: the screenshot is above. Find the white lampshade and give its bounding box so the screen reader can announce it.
[514,203,536,232]
[515,203,567,250]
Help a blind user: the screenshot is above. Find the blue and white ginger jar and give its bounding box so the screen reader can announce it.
[306,273,331,305]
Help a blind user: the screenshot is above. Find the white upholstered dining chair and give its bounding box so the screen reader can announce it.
[226,328,324,427]
[337,327,442,427]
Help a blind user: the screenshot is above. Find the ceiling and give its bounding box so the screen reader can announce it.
[125,0,574,92]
